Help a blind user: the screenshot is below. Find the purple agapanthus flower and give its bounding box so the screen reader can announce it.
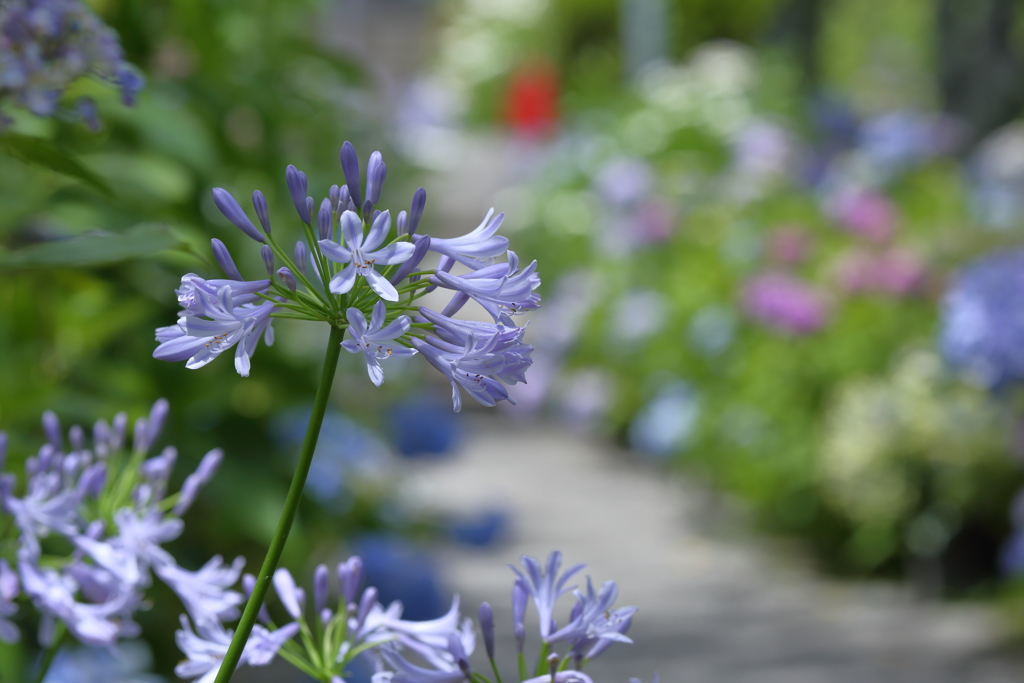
[319,210,416,301]
[0,0,143,129]
[153,276,276,377]
[342,302,417,386]
[153,142,540,408]
[175,614,299,683]
[511,551,585,641]
[431,251,541,326]
[417,208,508,271]
[0,402,248,651]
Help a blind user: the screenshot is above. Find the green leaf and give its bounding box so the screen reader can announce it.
[0,132,113,196]
[0,223,183,268]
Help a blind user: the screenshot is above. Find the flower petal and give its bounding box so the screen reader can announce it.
[363,210,391,252]
[369,242,416,266]
[340,211,363,249]
[363,268,399,302]
[345,307,368,338]
[319,240,352,264]
[329,264,357,294]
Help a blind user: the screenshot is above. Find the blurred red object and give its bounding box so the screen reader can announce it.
[504,61,559,138]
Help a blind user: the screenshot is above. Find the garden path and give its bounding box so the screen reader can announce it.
[403,417,1024,683]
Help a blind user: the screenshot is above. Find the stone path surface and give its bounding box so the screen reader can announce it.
[402,417,1024,683]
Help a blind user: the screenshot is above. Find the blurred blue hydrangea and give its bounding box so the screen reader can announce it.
[940,248,1024,387]
[0,0,143,129]
[628,380,701,457]
[389,397,461,458]
[43,640,161,683]
[351,535,446,621]
[273,409,394,506]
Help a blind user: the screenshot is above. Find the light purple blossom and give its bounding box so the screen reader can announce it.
[419,208,508,270]
[319,210,416,301]
[510,551,584,642]
[20,560,139,647]
[174,448,224,516]
[157,555,246,627]
[272,567,305,620]
[153,276,276,377]
[175,615,299,683]
[341,302,417,386]
[431,251,541,325]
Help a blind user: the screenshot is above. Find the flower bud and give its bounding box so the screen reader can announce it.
[366,151,386,205]
[252,190,271,235]
[479,602,495,660]
[409,187,426,236]
[68,424,85,452]
[396,210,409,236]
[318,198,333,241]
[338,556,362,606]
[42,410,61,450]
[111,412,127,452]
[261,245,275,276]
[340,141,362,207]
[147,398,170,447]
[211,238,243,281]
[212,188,264,243]
[313,564,329,614]
[286,165,311,224]
[276,267,297,292]
[294,241,308,271]
[329,184,341,213]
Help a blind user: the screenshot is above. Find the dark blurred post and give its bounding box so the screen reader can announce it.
[770,0,826,93]
[937,0,1024,147]
[621,0,668,78]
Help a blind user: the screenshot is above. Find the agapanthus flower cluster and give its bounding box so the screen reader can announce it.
[0,401,243,651]
[153,142,539,411]
[0,0,143,130]
[375,550,640,683]
[176,550,648,683]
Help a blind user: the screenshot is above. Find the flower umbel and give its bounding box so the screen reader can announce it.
[152,142,539,411]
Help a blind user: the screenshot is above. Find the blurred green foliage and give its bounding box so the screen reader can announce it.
[0,0,437,674]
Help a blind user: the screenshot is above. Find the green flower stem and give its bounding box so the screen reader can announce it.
[213,324,345,683]
[32,621,67,683]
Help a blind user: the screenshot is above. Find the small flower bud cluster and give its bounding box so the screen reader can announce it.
[0,0,144,130]
[0,401,242,649]
[154,141,540,411]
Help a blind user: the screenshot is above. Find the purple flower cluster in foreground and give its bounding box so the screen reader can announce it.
[153,142,539,411]
[0,0,143,129]
[0,401,240,649]
[175,550,648,683]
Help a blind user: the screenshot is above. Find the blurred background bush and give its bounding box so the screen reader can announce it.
[9,0,1024,679]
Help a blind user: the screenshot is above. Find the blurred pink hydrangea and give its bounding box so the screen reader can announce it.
[766,226,812,265]
[827,188,898,243]
[834,247,927,296]
[742,272,830,335]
